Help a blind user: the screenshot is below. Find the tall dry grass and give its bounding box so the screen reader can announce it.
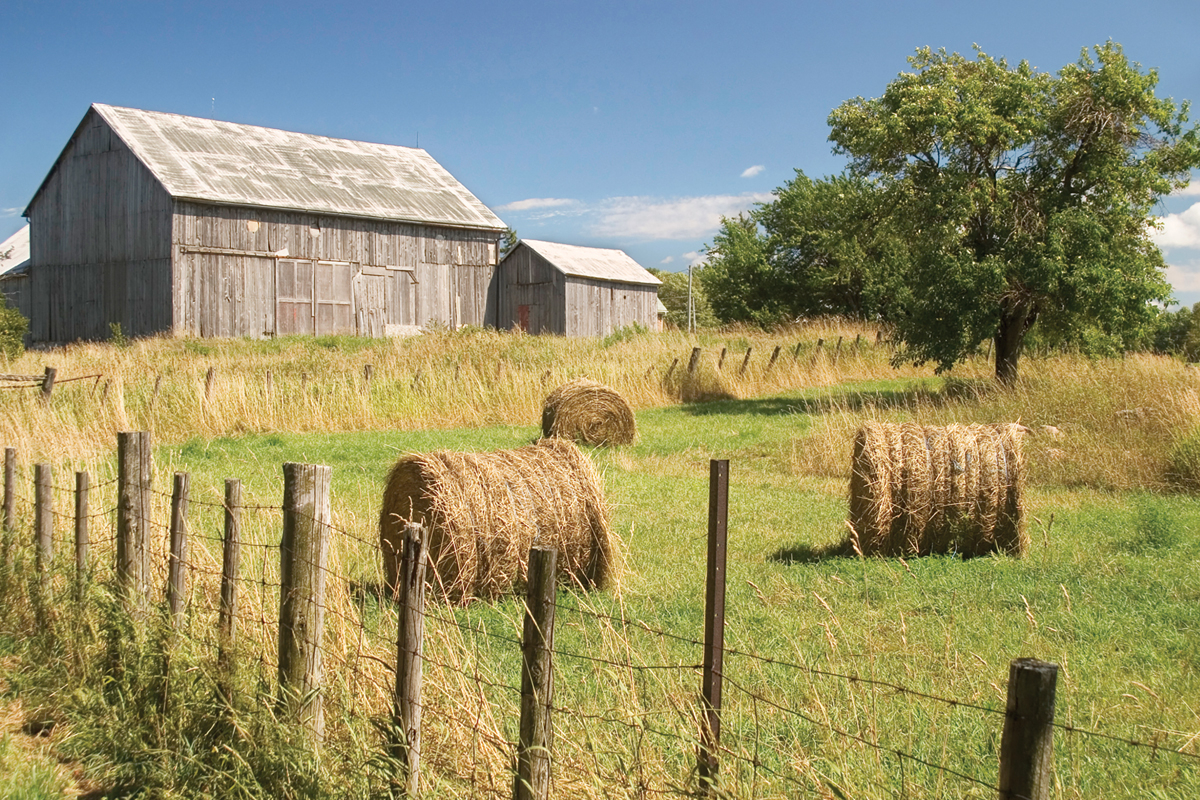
[0,320,901,464]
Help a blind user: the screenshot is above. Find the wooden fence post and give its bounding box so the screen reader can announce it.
[998,658,1058,800]
[767,345,781,371]
[717,347,727,371]
[75,471,89,598]
[363,364,374,393]
[218,479,241,707]
[688,347,702,375]
[392,522,428,798]
[698,459,729,795]
[793,341,803,361]
[265,369,274,397]
[515,545,557,800]
[205,367,216,400]
[812,338,825,366]
[3,447,15,536]
[34,463,53,573]
[41,366,56,402]
[279,463,332,740]
[665,357,679,382]
[117,431,152,618]
[834,335,843,365]
[738,348,752,377]
[167,472,189,628]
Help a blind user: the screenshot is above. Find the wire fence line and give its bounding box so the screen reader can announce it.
[2,446,1198,800]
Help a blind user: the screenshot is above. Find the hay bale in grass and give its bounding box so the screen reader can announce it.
[848,422,1028,557]
[542,378,636,445]
[379,437,613,602]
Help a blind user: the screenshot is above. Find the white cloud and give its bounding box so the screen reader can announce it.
[683,251,708,266]
[589,193,772,240]
[1165,260,1200,292]
[496,197,579,213]
[1,208,21,218]
[740,165,765,178]
[1151,202,1200,249]
[659,255,674,264]
[1170,179,1200,197]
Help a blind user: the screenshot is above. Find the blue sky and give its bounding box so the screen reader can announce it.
[4,0,1200,304]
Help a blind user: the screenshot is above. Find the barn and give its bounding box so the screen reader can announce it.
[22,104,507,343]
[495,239,661,336]
[0,224,31,322]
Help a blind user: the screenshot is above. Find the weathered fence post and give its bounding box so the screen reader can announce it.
[698,459,730,795]
[363,364,374,393]
[876,330,883,346]
[265,369,274,397]
[41,366,57,402]
[767,345,781,371]
[738,348,752,377]
[688,347,702,375]
[34,463,53,574]
[665,357,679,382]
[205,367,216,400]
[793,341,803,361]
[3,447,15,537]
[998,658,1058,800]
[117,431,152,618]
[392,522,428,798]
[218,479,241,708]
[717,347,727,371]
[279,463,332,740]
[834,335,843,365]
[167,472,189,627]
[515,545,557,800]
[812,338,825,366]
[74,471,89,598]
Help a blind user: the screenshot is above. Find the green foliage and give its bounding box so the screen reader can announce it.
[499,226,519,260]
[108,322,130,349]
[600,322,648,347]
[827,42,1200,382]
[0,295,27,361]
[647,267,718,329]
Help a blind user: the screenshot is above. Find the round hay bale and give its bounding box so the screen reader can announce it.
[542,378,637,446]
[847,422,1028,557]
[380,437,613,602]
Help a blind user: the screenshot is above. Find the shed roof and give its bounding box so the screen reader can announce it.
[518,239,661,286]
[0,224,30,279]
[27,105,506,231]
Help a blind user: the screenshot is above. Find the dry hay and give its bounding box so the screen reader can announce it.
[541,378,637,446]
[848,422,1028,557]
[379,437,613,602]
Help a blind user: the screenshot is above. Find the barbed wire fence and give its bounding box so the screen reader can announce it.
[1,437,1198,800]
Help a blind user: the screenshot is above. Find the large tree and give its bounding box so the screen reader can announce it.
[700,172,907,324]
[828,43,1200,382]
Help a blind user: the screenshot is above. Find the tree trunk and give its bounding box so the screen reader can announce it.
[995,302,1034,385]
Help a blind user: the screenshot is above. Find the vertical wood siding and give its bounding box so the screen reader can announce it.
[495,246,658,337]
[27,110,173,342]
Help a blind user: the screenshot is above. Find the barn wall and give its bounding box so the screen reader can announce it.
[564,278,659,337]
[495,246,565,334]
[172,202,499,337]
[26,110,174,342]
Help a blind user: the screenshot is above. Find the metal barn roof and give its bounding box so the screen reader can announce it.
[519,239,661,286]
[28,104,506,231]
[0,224,30,278]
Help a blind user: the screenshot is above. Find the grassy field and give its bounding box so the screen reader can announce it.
[1,328,1199,798]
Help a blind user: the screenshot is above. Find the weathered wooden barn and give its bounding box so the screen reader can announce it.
[495,239,661,336]
[22,104,507,343]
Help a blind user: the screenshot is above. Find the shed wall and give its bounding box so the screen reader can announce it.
[27,111,174,341]
[564,277,659,337]
[173,202,499,337]
[495,247,565,334]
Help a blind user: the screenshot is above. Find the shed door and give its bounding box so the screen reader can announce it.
[315,261,355,334]
[276,259,314,335]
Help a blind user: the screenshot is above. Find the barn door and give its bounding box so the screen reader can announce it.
[315,261,355,334]
[276,259,314,335]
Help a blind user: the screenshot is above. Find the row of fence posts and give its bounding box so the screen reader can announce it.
[2,437,1059,800]
[662,333,876,382]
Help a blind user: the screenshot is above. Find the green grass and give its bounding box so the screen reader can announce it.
[3,375,1199,797]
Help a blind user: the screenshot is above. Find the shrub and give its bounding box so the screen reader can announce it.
[0,296,27,361]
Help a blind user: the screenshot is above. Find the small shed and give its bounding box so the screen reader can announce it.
[495,239,661,336]
[23,104,507,343]
[0,224,31,322]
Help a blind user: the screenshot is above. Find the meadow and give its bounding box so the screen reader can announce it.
[1,323,1199,798]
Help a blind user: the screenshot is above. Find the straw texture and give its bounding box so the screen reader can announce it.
[380,438,613,602]
[848,422,1028,557]
[541,378,637,446]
